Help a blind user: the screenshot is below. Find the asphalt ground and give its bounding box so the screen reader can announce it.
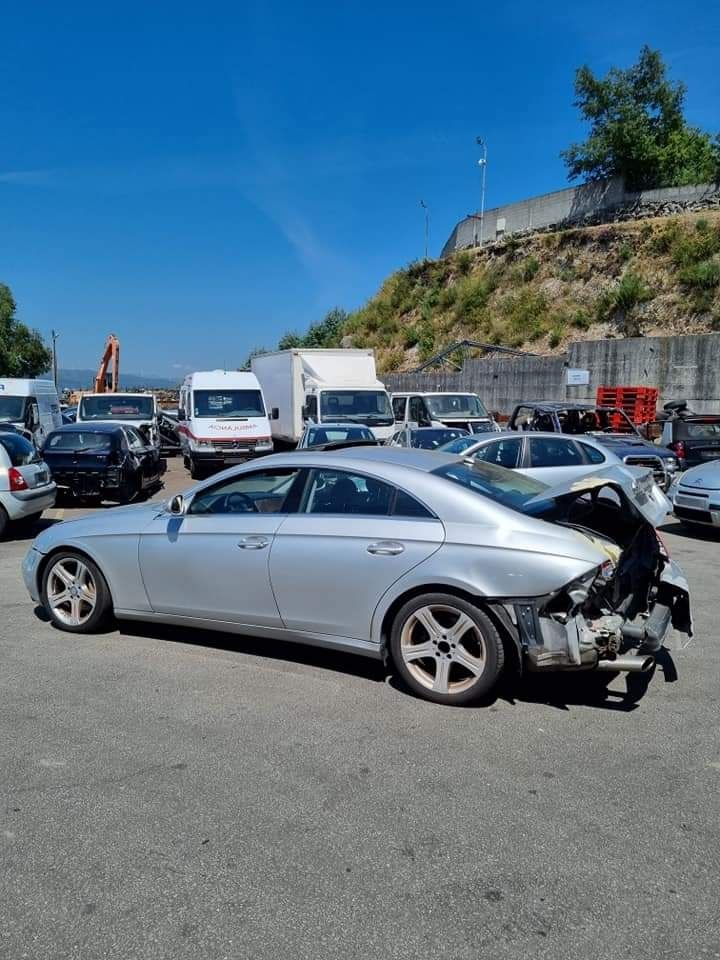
[1,457,719,960]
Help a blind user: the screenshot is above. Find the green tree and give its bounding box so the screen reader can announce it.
[278,330,303,350]
[301,307,348,348]
[0,283,52,377]
[562,46,720,190]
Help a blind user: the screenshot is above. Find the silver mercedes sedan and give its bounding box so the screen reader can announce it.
[22,448,692,706]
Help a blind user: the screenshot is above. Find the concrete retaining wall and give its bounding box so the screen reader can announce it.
[385,334,720,415]
[442,179,720,256]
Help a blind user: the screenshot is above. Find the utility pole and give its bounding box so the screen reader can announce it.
[476,136,487,246]
[419,200,429,260]
[51,329,60,389]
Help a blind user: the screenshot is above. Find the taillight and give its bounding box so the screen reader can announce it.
[8,467,28,491]
[672,440,686,461]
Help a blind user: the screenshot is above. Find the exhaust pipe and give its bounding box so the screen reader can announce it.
[596,655,655,673]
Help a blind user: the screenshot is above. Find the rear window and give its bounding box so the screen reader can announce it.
[0,433,39,466]
[46,431,114,452]
[411,428,468,450]
[432,460,548,513]
[678,419,720,439]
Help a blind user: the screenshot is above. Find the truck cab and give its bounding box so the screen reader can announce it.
[177,370,273,478]
[76,392,160,446]
[303,385,394,442]
[391,392,498,434]
[0,378,62,446]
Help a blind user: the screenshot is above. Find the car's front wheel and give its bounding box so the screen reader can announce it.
[41,551,112,633]
[390,593,504,705]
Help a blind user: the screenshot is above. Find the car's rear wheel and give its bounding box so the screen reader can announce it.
[41,551,112,633]
[390,593,504,705]
[0,505,9,540]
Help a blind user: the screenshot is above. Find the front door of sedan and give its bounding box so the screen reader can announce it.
[139,466,303,626]
[268,467,444,641]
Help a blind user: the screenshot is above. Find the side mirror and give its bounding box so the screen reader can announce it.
[168,494,185,515]
[28,403,40,428]
[271,407,279,420]
[301,405,308,420]
[177,408,186,421]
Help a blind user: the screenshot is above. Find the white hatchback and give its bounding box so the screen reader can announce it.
[0,431,56,538]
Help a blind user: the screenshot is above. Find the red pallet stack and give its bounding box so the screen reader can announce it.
[596,385,659,426]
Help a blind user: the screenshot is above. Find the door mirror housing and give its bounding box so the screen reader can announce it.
[168,494,185,515]
[28,402,40,428]
[271,407,279,420]
[301,405,308,421]
[177,408,186,421]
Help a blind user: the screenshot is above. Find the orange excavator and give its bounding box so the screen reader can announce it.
[93,334,120,393]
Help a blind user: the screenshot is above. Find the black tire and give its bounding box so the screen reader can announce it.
[41,550,113,633]
[390,593,505,706]
[0,505,8,540]
[189,459,202,481]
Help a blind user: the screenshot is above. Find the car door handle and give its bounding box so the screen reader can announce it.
[367,541,405,556]
[238,536,270,550]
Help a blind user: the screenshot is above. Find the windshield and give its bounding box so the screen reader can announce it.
[319,390,393,423]
[0,396,28,422]
[46,431,114,452]
[438,435,480,454]
[0,433,39,465]
[425,394,489,419]
[554,407,638,435]
[679,419,720,439]
[433,460,548,512]
[193,389,265,418]
[80,395,154,421]
[412,428,469,449]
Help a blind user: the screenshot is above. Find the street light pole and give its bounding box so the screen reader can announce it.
[51,329,60,389]
[419,200,429,260]
[476,136,487,246]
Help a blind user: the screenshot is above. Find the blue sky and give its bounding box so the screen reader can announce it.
[1,1,718,378]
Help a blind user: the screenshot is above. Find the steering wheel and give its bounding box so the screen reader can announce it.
[226,492,258,513]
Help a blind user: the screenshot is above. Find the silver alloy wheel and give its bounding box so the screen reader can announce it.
[400,603,487,695]
[46,557,97,627]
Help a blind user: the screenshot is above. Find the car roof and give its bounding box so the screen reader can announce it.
[516,401,622,412]
[407,425,468,432]
[305,422,372,430]
[49,423,126,434]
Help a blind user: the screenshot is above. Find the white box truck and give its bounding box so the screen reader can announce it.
[178,370,273,478]
[251,348,394,445]
[0,378,62,445]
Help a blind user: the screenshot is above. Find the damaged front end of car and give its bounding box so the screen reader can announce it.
[507,470,693,676]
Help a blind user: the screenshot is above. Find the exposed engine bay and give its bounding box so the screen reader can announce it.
[510,477,692,675]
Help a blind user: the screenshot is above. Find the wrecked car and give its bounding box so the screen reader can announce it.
[22,447,691,707]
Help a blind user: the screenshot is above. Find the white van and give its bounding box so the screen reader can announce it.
[178,370,273,478]
[391,391,499,434]
[0,378,62,445]
[76,392,160,445]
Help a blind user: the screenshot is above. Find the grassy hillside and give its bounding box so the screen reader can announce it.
[342,212,720,373]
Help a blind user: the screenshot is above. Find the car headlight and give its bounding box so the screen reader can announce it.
[256,441,273,452]
[665,457,679,472]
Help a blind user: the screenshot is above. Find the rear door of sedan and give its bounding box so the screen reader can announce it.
[268,467,444,641]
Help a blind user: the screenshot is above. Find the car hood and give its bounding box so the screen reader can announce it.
[525,465,671,528]
[32,500,165,553]
[679,461,720,491]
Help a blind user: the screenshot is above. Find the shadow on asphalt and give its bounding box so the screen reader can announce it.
[117,618,669,712]
[2,517,61,543]
[659,520,720,542]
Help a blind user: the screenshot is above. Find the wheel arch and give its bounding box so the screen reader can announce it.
[37,543,117,610]
[375,582,522,671]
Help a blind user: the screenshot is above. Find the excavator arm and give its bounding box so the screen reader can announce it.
[94,334,120,393]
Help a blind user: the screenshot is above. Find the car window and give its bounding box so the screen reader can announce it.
[529,436,583,467]
[409,397,424,423]
[474,438,522,469]
[45,431,112,452]
[304,469,393,516]
[124,427,145,450]
[0,433,39,466]
[578,442,606,464]
[392,397,406,421]
[393,489,435,519]
[189,467,302,515]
